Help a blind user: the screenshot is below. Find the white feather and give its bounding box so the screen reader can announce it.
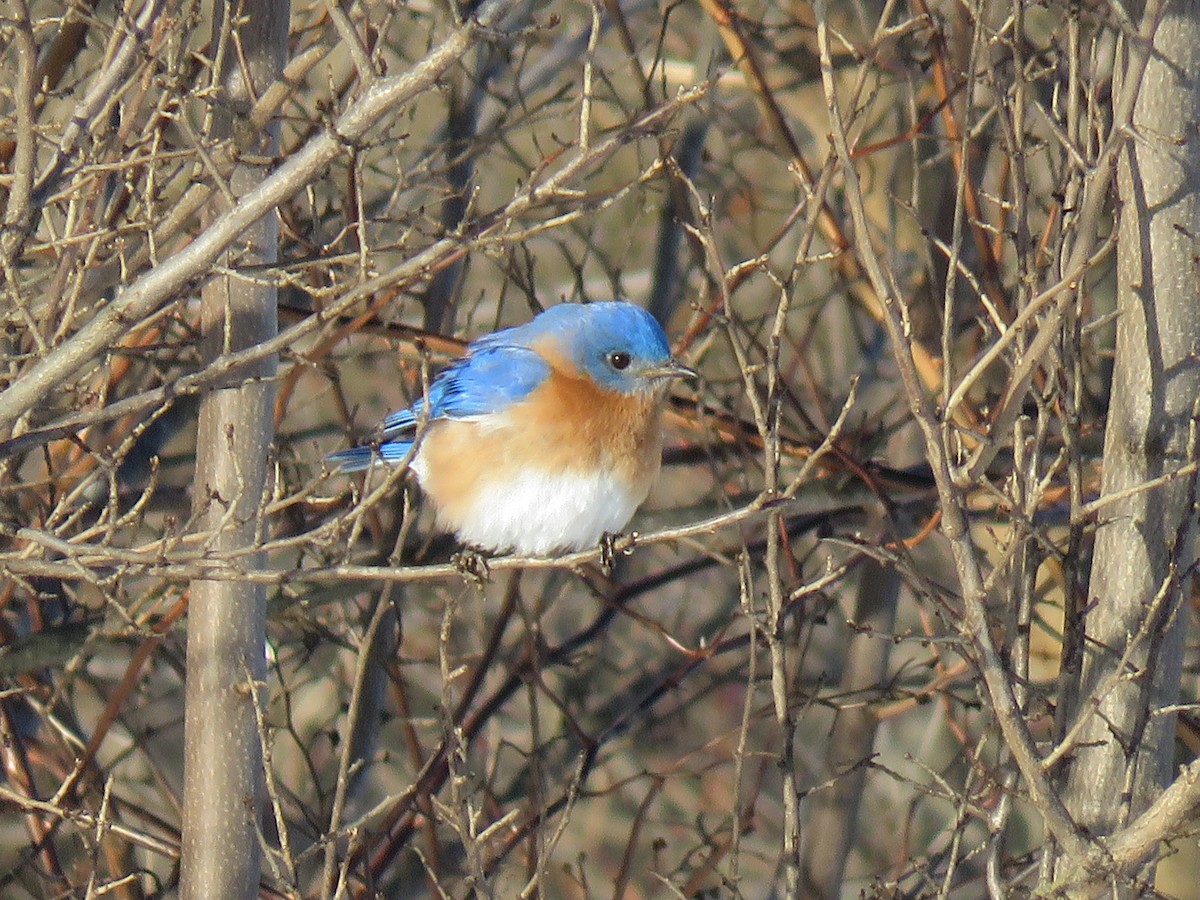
[418,463,645,556]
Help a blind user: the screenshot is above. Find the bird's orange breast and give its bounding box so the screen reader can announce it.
[414,365,665,542]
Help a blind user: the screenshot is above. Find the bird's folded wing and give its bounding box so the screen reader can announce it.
[380,344,550,438]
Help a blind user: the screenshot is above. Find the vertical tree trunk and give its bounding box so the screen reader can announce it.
[180,3,289,898]
[1057,1,1200,890]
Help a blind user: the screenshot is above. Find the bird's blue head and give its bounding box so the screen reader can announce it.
[520,301,696,395]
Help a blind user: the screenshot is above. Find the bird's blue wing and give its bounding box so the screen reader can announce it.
[329,344,549,472]
[380,344,550,434]
[431,344,550,418]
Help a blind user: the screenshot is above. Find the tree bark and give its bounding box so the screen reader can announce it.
[1056,1,1200,891]
[180,3,289,898]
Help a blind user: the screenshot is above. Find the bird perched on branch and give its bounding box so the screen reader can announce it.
[329,301,696,556]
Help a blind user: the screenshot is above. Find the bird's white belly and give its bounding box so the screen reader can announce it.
[421,463,645,556]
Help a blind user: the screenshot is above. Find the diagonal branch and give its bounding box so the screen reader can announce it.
[0,0,523,436]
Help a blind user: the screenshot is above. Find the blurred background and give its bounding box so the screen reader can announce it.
[1,0,1198,897]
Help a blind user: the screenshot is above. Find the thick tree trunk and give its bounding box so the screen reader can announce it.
[1056,1,1200,892]
[180,4,289,899]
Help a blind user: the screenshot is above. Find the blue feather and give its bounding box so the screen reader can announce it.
[325,441,415,473]
[328,302,681,474]
[329,345,550,471]
[378,345,550,439]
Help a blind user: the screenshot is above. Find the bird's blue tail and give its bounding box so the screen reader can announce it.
[326,442,414,472]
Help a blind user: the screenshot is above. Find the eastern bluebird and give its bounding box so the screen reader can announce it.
[329,301,696,556]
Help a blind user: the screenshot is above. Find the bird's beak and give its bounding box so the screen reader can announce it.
[643,358,698,380]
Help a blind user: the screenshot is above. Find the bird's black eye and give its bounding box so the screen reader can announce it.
[608,350,632,370]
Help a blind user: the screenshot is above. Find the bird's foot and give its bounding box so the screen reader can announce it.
[452,547,491,585]
[598,531,636,574]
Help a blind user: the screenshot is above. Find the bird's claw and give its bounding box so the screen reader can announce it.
[452,547,491,585]
[598,531,635,573]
